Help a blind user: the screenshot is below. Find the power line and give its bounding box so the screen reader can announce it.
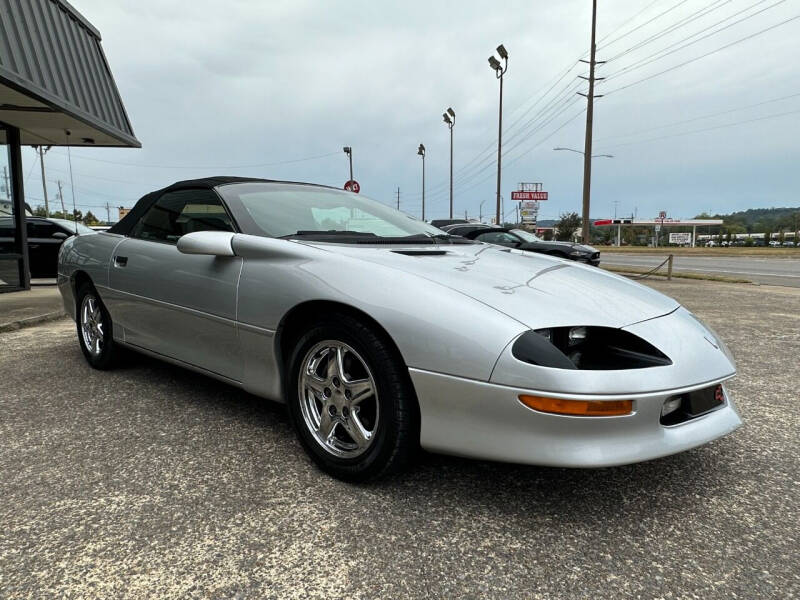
[595,91,800,142]
[595,0,664,46]
[49,149,341,170]
[604,0,734,63]
[598,0,693,51]
[604,14,800,95]
[603,0,787,83]
[595,107,800,150]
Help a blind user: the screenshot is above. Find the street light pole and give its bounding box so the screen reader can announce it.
[489,44,508,227]
[443,108,455,218]
[342,146,353,183]
[417,144,426,221]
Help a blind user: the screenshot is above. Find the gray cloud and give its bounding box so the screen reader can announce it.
[26,0,800,222]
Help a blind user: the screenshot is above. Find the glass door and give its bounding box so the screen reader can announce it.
[0,125,24,291]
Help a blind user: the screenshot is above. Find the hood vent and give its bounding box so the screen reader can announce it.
[391,249,448,256]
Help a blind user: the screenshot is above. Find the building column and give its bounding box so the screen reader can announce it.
[8,126,30,290]
[616,224,621,247]
[692,225,696,248]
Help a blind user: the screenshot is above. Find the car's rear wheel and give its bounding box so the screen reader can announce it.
[76,282,118,369]
[286,313,418,481]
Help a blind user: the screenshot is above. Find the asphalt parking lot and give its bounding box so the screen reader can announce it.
[1,279,798,599]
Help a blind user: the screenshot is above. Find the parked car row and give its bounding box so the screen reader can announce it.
[440,222,601,266]
[56,178,739,481]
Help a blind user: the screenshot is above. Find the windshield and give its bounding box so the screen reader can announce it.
[511,228,542,243]
[218,182,450,241]
[48,219,96,235]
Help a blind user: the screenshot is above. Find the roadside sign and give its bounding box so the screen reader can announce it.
[511,191,548,201]
[344,180,360,193]
[669,232,692,245]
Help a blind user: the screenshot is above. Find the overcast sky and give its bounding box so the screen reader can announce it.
[24,0,800,222]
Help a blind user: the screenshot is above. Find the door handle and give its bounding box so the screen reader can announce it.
[114,255,128,267]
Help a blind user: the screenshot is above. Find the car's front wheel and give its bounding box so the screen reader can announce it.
[286,313,418,481]
[76,282,118,369]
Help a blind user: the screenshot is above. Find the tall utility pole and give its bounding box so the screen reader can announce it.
[57,180,66,216]
[488,45,508,228]
[396,187,400,210]
[104,202,111,224]
[579,0,604,243]
[417,144,426,221]
[443,108,455,218]
[37,146,52,216]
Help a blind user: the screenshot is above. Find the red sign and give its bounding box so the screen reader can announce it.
[344,180,360,193]
[511,191,547,201]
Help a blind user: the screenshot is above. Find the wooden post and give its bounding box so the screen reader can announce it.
[667,254,673,281]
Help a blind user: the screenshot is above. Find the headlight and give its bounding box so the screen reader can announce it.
[512,327,672,370]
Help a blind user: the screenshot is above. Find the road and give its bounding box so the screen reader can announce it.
[1,280,799,599]
[601,253,800,286]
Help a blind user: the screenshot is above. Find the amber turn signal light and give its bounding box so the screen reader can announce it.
[518,395,633,416]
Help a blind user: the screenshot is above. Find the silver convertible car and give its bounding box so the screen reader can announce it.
[57,177,741,481]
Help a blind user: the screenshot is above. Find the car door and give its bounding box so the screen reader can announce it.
[107,188,243,381]
[26,219,67,278]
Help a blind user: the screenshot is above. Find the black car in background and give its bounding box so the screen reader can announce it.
[0,217,95,278]
[442,223,600,266]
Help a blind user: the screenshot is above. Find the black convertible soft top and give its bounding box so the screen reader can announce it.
[108,176,339,236]
[108,176,268,236]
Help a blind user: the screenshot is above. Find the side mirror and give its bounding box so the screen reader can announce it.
[177,231,236,256]
[52,231,69,240]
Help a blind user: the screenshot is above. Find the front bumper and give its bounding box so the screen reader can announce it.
[575,253,600,266]
[410,368,741,467]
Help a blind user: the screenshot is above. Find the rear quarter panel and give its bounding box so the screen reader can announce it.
[58,232,124,318]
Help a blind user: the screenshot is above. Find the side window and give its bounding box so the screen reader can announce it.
[476,231,519,245]
[27,221,59,239]
[130,189,234,244]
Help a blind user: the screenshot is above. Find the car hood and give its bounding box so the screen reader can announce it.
[309,242,678,329]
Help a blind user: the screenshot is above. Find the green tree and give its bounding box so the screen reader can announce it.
[554,212,581,241]
[83,210,100,226]
[32,205,48,217]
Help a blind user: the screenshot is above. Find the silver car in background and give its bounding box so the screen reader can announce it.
[57,177,741,481]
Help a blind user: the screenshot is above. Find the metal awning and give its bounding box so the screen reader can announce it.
[0,0,140,147]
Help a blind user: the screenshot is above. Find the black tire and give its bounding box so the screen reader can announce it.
[76,281,118,370]
[286,313,419,482]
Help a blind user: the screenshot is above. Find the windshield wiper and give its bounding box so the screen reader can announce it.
[279,230,378,239]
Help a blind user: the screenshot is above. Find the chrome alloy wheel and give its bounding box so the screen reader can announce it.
[80,293,105,356]
[298,340,379,458]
